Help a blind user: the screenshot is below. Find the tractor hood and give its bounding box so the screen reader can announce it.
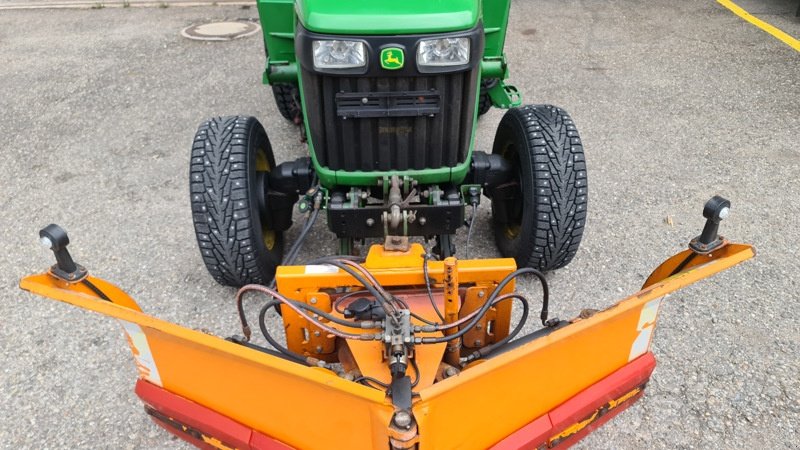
[295,0,480,35]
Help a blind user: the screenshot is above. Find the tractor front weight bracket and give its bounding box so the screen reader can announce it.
[488,81,522,109]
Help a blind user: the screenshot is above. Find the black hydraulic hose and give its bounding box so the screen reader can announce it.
[422,253,446,322]
[307,255,366,263]
[501,267,550,326]
[461,293,529,363]
[354,375,390,389]
[668,252,697,277]
[465,204,477,259]
[258,300,309,365]
[333,289,369,314]
[391,295,440,326]
[283,206,320,266]
[334,290,439,326]
[410,356,421,388]
[242,284,374,340]
[290,298,380,329]
[81,279,111,302]
[304,258,398,318]
[228,337,304,363]
[420,267,549,344]
[305,258,385,301]
[238,260,389,344]
[282,183,321,263]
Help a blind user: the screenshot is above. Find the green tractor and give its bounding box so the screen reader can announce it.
[191,0,588,286]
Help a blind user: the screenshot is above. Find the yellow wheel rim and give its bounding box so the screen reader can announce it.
[262,228,276,251]
[504,224,521,240]
[500,143,521,240]
[256,148,276,251]
[255,148,271,171]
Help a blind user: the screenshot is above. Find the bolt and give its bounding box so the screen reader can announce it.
[310,297,317,304]
[362,97,369,104]
[444,367,458,378]
[393,411,412,428]
[366,218,375,227]
[477,291,485,298]
[475,323,483,330]
[418,217,426,226]
[314,330,321,337]
[474,339,482,347]
[391,237,402,245]
[315,345,323,354]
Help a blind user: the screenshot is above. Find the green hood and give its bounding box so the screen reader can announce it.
[296,0,480,35]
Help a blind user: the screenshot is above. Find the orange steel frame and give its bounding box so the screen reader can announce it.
[19,241,754,449]
[274,244,515,385]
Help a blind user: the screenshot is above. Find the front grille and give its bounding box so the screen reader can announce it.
[301,68,479,173]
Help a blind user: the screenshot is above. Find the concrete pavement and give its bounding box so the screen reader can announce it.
[1,1,798,448]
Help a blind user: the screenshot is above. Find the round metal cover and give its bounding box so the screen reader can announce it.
[181,20,260,42]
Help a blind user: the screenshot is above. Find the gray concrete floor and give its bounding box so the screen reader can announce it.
[1,1,798,449]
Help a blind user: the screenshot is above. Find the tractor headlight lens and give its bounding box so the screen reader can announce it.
[417,37,470,67]
[312,40,366,69]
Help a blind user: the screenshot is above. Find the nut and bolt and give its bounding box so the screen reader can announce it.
[310,297,317,304]
[477,291,485,298]
[444,367,459,378]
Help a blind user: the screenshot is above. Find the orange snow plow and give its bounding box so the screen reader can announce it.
[20,197,753,449]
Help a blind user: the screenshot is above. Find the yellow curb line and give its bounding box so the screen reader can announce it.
[717,0,800,52]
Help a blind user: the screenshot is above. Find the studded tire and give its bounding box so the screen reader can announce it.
[272,83,301,123]
[190,116,284,286]
[490,105,588,271]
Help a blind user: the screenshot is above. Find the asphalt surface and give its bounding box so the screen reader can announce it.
[1,1,798,449]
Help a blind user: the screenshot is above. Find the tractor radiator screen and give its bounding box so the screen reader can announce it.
[301,69,479,173]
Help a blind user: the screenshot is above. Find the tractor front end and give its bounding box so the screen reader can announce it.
[192,0,585,291]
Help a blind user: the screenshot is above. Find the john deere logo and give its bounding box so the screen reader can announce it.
[381,48,404,70]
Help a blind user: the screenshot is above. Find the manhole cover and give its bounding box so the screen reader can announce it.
[181,20,260,42]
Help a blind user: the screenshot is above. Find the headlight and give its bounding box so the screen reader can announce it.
[417,37,470,67]
[312,40,366,69]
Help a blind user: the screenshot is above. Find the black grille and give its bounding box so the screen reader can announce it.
[301,68,479,173]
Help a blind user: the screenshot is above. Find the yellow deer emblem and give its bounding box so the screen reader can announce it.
[384,51,401,65]
[381,48,404,69]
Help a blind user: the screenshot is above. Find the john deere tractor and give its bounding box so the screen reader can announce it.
[191,0,588,286]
